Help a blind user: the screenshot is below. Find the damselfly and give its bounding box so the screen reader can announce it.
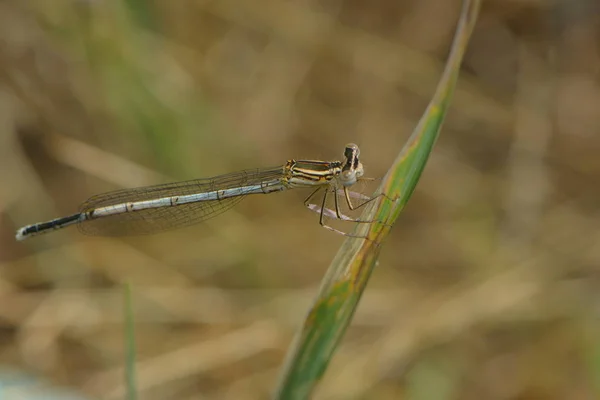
[16,144,376,241]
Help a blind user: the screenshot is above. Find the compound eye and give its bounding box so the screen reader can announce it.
[344,143,360,157]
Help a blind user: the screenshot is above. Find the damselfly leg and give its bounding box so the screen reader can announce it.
[303,183,388,236]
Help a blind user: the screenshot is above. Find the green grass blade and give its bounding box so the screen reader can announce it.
[122,0,160,32]
[584,319,600,398]
[274,1,481,398]
[124,283,138,400]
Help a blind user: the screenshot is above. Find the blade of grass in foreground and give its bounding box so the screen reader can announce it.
[124,284,138,400]
[274,0,481,398]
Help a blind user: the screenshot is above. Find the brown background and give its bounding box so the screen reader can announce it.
[1,0,600,399]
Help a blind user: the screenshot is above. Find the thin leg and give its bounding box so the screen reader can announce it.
[338,188,397,228]
[318,187,329,228]
[303,187,322,207]
[345,187,356,210]
[319,191,368,237]
[319,222,368,238]
[313,198,386,238]
[344,187,385,211]
[303,187,366,223]
[342,190,370,202]
[307,189,385,225]
[333,187,344,219]
[304,184,396,233]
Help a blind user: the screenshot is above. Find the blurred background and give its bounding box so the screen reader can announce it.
[1,0,600,399]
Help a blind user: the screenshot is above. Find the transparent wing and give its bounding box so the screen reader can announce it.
[77,167,284,236]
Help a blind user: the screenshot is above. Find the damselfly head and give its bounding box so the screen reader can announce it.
[339,143,364,186]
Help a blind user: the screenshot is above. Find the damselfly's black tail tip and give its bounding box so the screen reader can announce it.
[15,226,30,241]
[15,213,85,241]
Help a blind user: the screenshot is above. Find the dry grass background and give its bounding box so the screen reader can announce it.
[1,0,599,399]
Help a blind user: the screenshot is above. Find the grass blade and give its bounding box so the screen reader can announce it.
[274,1,481,398]
[124,284,138,400]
